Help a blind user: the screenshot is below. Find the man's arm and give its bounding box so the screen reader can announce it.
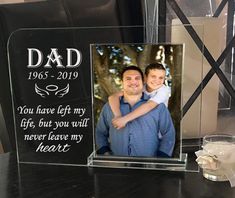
[96,104,112,155]
[157,104,175,157]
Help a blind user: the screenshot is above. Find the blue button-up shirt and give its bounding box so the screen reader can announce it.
[96,93,175,157]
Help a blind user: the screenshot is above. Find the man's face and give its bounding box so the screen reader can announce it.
[122,70,143,95]
[145,69,165,92]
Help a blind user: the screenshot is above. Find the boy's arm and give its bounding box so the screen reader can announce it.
[112,100,158,129]
[108,91,123,118]
[112,86,170,129]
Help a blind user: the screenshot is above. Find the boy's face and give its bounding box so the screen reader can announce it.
[145,69,165,92]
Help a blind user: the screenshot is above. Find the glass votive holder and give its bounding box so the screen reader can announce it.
[202,134,235,182]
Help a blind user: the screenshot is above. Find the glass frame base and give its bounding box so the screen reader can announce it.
[87,152,188,171]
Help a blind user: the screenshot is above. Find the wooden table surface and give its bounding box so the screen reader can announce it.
[0,152,234,198]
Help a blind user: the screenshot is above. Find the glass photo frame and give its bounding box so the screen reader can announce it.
[89,43,187,170]
[7,25,204,171]
[91,43,184,155]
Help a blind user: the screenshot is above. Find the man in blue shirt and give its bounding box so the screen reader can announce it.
[96,66,175,157]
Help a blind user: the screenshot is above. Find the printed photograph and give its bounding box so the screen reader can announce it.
[91,43,184,159]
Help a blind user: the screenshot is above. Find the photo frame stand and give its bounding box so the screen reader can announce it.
[88,152,188,171]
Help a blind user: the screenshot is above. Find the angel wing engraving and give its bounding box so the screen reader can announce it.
[55,84,69,98]
[35,84,50,98]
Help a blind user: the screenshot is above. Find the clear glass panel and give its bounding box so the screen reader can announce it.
[7,26,145,166]
[7,25,203,172]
